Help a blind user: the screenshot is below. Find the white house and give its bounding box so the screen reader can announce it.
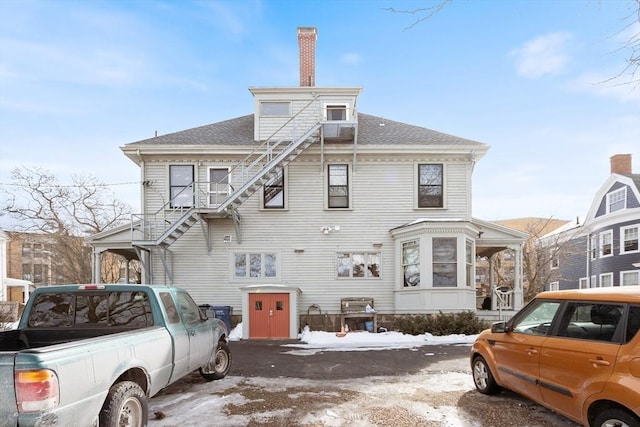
[87,27,527,338]
[0,230,33,304]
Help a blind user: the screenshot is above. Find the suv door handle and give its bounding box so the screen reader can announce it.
[527,348,538,355]
[589,358,610,367]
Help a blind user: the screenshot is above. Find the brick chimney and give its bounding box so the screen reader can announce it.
[610,154,632,175]
[297,27,316,87]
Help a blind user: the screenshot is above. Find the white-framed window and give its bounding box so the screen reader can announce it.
[600,272,613,287]
[402,240,420,287]
[465,239,474,287]
[599,230,613,257]
[260,101,290,116]
[234,252,278,279]
[324,103,348,121]
[417,163,444,208]
[621,271,640,286]
[590,234,598,260]
[606,187,626,213]
[327,164,350,208]
[433,237,457,287]
[591,275,597,288]
[549,281,559,291]
[579,277,589,289]
[550,249,559,270]
[262,167,286,209]
[621,224,639,254]
[336,252,381,279]
[208,167,230,207]
[169,165,194,208]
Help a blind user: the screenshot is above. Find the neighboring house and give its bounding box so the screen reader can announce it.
[541,154,640,291]
[87,27,527,338]
[475,217,570,304]
[0,230,34,303]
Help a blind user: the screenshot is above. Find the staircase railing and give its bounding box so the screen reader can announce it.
[132,95,325,245]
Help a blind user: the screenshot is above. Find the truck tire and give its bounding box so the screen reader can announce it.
[199,341,232,381]
[100,381,148,427]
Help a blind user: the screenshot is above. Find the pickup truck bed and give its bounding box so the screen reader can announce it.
[0,326,147,351]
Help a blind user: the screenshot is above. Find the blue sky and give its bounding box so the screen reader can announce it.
[1,0,639,227]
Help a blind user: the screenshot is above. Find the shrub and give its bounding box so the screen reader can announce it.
[392,311,490,336]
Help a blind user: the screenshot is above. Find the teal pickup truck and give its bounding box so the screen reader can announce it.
[0,284,231,427]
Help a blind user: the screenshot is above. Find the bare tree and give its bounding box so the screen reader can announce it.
[1,166,132,284]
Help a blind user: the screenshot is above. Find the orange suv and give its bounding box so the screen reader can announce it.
[471,286,640,427]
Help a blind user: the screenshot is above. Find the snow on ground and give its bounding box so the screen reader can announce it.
[149,324,482,426]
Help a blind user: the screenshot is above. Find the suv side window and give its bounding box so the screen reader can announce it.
[627,305,640,343]
[512,300,561,336]
[557,302,624,343]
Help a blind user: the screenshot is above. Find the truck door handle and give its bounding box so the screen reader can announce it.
[189,330,196,336]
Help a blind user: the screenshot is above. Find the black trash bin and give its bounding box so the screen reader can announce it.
[200,305,233,333]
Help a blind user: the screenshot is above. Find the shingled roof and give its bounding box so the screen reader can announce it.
[125,113,485,147]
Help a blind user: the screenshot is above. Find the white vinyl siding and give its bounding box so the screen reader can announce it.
[143,155,475,313]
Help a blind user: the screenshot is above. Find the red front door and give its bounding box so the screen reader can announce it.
[248,293,290,339]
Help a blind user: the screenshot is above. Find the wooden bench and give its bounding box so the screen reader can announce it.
[340,297,377,332]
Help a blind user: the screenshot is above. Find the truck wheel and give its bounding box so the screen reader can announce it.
[199,341,232,381]
[100,381,148,427]
[472,355,502,395]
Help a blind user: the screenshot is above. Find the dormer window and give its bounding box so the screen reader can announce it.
[607,187,626,213]
[260,102,290,116]
[325,104,347,121]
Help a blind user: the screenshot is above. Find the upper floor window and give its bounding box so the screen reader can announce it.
[621,225,639,254]
[591,275,597,288]
[22,244,31,258]
[579,277,589,289]
[234,253,277,279]
[550,249,559,269]
[418,164,443,208]
[325,104,347,121]
[433,237,457,287]
[590,235,598,260]
[209,168,230,207]
[599,230,613,257]
[261,102,290,116]
[549,281,559,291]
[402,240,420,287]
[169,165,194,208]
[328,164,349,208]
[607,188,626,213]
[263,167,285,209]
[336,252,381,279]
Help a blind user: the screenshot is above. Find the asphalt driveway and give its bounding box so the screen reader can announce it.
[150,340,582,426]
[229,339,472,379]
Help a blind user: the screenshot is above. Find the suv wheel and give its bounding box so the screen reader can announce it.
[592,408,640,427]
[472,355,502,395]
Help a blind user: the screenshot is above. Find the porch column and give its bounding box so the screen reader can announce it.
[489,255,498,311]
[92,248,103,284]
[124,258,130,284]
[512,244,524,310]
